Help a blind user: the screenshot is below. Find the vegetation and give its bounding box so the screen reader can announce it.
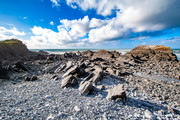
[0,39,21,44]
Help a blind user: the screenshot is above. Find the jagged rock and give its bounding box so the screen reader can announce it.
[106,67,115,75]
[24,75,38,81]
[30,75,38,81]
[89,66,103,84]
[61,75,78,88]
[54,64,66,73]
[50,75,57,79]
[15,61,29,71]
[63,61,73,71]
[79,81,94,95]
[107,84,126,103]
[62,65,80,78]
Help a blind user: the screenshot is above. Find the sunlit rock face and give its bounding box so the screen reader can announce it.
[125,45,178,62]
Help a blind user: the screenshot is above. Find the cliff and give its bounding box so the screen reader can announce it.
[0,39,33,60]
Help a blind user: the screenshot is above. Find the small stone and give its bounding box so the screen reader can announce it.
[102,113,108,120]
[74,106,81,112]
[45,95,52,99]
[144,109,155,119]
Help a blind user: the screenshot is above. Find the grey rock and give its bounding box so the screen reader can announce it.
[144,109,155,119]
[61,75,78,88]
[107,84,126,103]
[89,66,103,84]
[62,65,80,78]
[79,81,94,95]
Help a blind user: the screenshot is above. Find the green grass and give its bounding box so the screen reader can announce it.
[0,39,21,44]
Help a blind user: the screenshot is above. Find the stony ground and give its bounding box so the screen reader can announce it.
[0,72,179,120]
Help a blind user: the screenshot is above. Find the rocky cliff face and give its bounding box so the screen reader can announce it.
[0,39,33,60]
[125,45,178,62]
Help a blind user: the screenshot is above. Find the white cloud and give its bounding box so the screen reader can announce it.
[0,27,26,40]
[59,16,90,37]
[89,18,109,28]
[50,21,54,25]
[64,0,180,42]
[50,0,60,6]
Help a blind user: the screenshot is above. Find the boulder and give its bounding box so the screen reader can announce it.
[15,61,29,71]
[62,65,80,78]
[78,81,94,95]
[61,75,78,88]
[107,84,126,103]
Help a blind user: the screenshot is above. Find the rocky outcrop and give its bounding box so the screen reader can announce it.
[125,45,178,62]
[0,39,34,60]
[92,50,120,60]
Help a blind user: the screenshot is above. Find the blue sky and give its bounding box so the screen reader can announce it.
[0,0,180,49]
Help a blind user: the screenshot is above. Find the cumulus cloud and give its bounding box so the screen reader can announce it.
[63,0,180,42]
[29,16,91,48]
[59,16,90,37]
[0,27,25,40]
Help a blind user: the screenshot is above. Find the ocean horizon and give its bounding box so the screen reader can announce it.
[30,48,180,60]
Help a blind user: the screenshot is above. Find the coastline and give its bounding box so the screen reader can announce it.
[30,48,180,60]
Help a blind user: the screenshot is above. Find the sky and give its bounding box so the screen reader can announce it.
[0,0,180,49]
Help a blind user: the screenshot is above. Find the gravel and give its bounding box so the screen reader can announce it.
[1,73,179,120]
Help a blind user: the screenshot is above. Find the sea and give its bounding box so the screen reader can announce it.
[30,49,180,60]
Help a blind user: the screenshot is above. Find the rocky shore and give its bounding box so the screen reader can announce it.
[0,40,180,119]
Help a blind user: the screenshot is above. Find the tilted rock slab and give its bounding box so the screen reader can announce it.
[78,81,94,95]
[107,84,127,103]
[89,65,103,84]
[61,75,78,88]
[62,65,80,78]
